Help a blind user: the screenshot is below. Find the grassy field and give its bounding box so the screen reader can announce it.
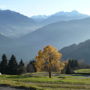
[75,69,90,74]
[0,70,90,90]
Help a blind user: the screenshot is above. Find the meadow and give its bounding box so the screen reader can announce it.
[0,69,90,90]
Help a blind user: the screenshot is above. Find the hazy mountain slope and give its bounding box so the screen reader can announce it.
[21,17,90,46]
[61,40,90,63]
[0,33,11,43]
[0,10,37,37]
[1,17,90,61]
[12,17,90,60]
[0,33,12,58]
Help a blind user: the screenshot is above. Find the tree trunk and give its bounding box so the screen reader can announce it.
[49,71,51,78]
[48,65,51,78]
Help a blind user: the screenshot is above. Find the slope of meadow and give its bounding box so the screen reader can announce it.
[0,71,90,90]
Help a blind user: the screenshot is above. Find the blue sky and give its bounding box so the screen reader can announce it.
[0,0,90,17]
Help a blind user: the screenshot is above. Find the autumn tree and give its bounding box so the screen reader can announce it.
[35,45,62,78]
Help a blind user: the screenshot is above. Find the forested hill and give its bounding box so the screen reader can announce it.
[61,40,90,63]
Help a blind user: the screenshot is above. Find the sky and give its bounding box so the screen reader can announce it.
[0,0,90,17]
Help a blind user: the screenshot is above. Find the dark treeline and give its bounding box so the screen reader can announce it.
[0,54,80,75]
[0,54,36,75]
[68,59,79,69]
[65,59,79,74]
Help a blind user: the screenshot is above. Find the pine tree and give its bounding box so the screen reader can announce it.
[27,60,36,73]
[65,62,73,74]
[8,55,18,75]
[74,60,79,68]
[68,59,79,69]
[0,54,8,74]
[17,59,26,75]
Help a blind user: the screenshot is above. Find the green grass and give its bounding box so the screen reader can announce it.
[75,69,90,73]
[0,71,90,90]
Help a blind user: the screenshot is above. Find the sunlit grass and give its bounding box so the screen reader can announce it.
[0,71,90,90]
[75,69,90,73]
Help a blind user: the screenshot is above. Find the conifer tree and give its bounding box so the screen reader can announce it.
[68,59,79,69]
[17,59,26,74]
[27,60,36,73]
[0,54,8,74]
[65,62,72,74]
[8,55,18,75]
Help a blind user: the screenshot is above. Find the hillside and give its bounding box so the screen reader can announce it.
[61,40,90,63]
[0,33,11,44]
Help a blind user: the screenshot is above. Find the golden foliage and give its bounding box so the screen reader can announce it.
[35,45,63,72]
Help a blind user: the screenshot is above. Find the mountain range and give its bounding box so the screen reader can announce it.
[32,10,89,25]
[0,10,90,62]
[0,10,89,38]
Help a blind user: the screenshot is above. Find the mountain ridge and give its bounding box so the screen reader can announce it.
[0,10,37,37]
[31,10,89,25]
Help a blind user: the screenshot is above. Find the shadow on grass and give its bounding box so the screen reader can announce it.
[0,84,37,90]
[58,76,66,79]
[6,75,32,79]
[74,73,90,76]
